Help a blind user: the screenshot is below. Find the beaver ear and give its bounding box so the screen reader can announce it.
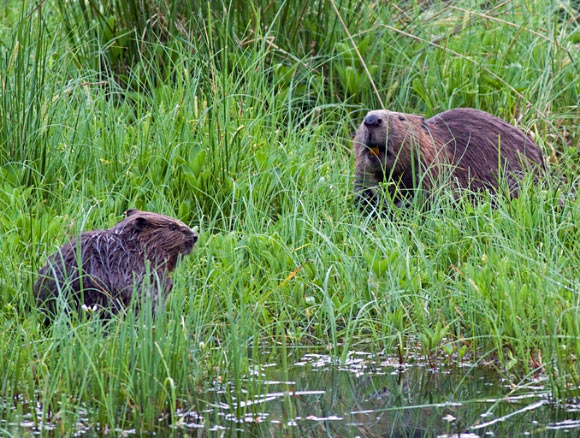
[133,216,150,232]
[125,209,139,217]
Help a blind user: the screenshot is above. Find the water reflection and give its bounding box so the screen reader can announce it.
[201,351,580,437]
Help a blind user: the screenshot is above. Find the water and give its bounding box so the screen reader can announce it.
[198,351,580,437]
[3,350,580,437]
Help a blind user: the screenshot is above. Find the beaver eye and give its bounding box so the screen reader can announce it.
[398,115,406,121]
[169,224,178,231]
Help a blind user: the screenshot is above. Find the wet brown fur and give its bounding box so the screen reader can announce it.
[353,108,544,207]
[34,209,197,317]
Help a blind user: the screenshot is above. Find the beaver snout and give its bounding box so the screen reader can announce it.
[360,115,386,152]
[364,113,382,127]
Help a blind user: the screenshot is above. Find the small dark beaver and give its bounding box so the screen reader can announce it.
[353,108,544,208]
[34,209,197,318]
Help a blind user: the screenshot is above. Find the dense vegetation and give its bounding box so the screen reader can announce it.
[1,0,579,433]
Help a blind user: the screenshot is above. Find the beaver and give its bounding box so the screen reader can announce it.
[34,209,198,318]
[353,108,544,208]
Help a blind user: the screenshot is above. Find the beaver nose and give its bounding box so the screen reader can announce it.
[186,227,198,243]
[364,114,381,127]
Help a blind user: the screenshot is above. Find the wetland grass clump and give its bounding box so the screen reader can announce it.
[1,0,579,433]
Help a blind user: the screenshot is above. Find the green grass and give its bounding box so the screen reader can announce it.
[1,0,580,433]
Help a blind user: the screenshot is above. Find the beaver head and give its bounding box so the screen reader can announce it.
[113,209,198,272]
[353,109,432,176]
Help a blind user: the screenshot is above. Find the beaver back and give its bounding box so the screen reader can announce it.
[425,108,544,192]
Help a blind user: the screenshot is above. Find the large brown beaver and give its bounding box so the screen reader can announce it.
[34,209,197,318]
[353,108,544,208]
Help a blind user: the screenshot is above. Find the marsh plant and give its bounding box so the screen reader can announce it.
[1,0,579,434]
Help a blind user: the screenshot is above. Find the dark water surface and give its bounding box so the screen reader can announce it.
[197,351,580,437]
[3,350,580,437]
